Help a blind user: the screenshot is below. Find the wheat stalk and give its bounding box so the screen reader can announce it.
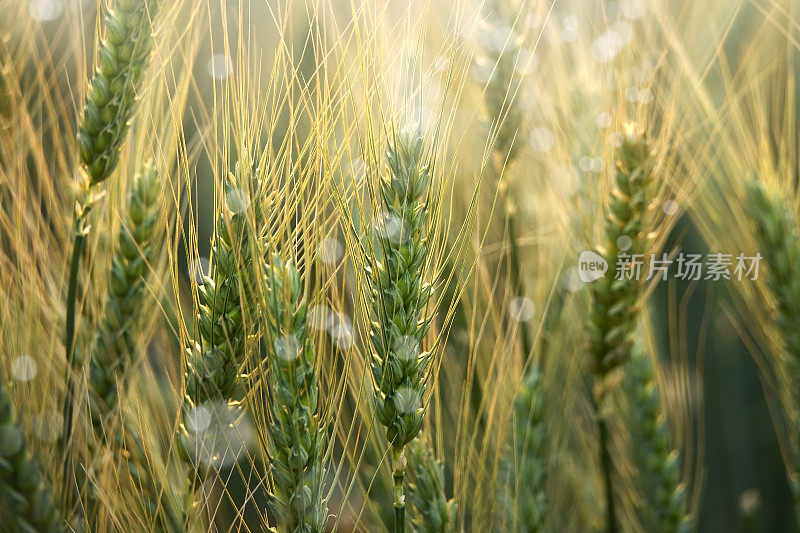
[263,254,328,532]
[479,1,531,361]
[367,123,436,532]
[406,433,455,533]
[0,381,64,532]
[622,349,689,531]
[746,180,800,523]
[588,129,655,532]
[62,0,160,505]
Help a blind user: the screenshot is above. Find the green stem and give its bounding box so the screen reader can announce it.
[592,395,617,533]
[505,205,533,362]
[393,446,406,533]
[60,230,86,510]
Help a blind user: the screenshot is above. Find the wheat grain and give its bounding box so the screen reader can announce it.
[589,131,655,378]
[501,366,547,532]
[78,0,159,184]
[89,165,162,434]
[82,166,183,529]
[178,164,266,517]
[589,129,656,532]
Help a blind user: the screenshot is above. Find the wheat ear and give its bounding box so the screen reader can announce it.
[178,165,264,504]
[589,131,655,532]
[501,366,547,532]
[0,382,64,532]
[263,254,328,532]
[62,0,159,502]
[623,349,689,532]
[406,433,456,533]
[368,123,435,532]
[89,166,162,433]
[83,166,183,529]
[746,180,800,524]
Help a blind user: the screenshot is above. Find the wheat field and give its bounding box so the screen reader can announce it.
[0,0,798,531]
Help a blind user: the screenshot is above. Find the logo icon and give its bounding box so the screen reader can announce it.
[578,250,608,283]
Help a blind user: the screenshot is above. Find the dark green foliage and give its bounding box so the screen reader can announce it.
[263,255,328,533]
[78,0,159,183]
[623,350,689,532]
[0,384,63,532]
[407,434,455,533]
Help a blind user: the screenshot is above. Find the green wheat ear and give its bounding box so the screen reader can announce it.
[62,0,160,505]
[746,180,800,523]
[179,164,265,486]
[588,129,656,532]
[263,254,328,533]
[78,0,158,185]
[407,434,456,533]
[368,122,436,531]
[183,168,263,408]
[501,366,547,532]
[84,166,183,529]
[623,350,690,532]
[0,383,64,532]
[90,165,162,433]
[589,131,655,379]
